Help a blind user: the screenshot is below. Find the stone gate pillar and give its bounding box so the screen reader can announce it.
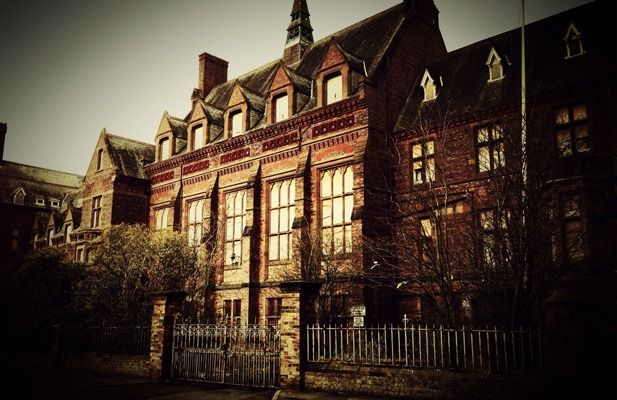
[149,291,186,381]
[279,281,318,389]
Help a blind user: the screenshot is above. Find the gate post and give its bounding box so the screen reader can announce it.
[149,291,186,381]
[279,281,318,389]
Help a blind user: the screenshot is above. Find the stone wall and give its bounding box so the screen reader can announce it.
[305,363,548,399]
[60,352,149,378]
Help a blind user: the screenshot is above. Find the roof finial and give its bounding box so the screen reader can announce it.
[284,0,314,65]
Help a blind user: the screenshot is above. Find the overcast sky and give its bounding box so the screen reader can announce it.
[0,0,590,174]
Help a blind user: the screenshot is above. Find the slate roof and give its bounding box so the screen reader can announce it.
[395,1,616,132]
[105,133,155,180]
[0,161,83,207]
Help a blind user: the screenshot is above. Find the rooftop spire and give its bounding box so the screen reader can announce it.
[284,0,313,64]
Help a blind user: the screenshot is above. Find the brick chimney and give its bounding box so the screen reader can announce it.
[198,52,229,99]
[0,122,6,163]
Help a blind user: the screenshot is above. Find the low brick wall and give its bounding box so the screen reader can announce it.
[305,363,548,399]
[60,352,149,378]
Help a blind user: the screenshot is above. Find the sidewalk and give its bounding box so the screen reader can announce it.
[3,366,393,400]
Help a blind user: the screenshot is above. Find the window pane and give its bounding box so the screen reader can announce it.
[420,218,432,237]
[321,172,331,197]
[490,62,502,80]
[270,210,279,234]
[226,193,235,215]
[326,74,343,105]
[333,226,344,254]
[275,94,289,122]
[478,146,491,172]
[566,221,584,262]
[231,112,243,136]
[233,241,241,262]
[557,130,572,156]
[555,108,569,125]
[494,143,505,168]
[160,138,170,160]
[573,104,587,121]
[427,158,436,181]
[333,170,343,195]
[289,180,296,203]
[270,183,279,208]
[493,124,503,140]
[226,218,233,238]
[225,242,233,264]
[322,228,332,256]
[413,162,424,184]
[344,195,353,223]
[322,199,332,227]
[344,225,352,253]
[412,144,422,158]
[196,200,203,221]
[333,197,343,225]
[480,210,494,230]
[344,167,353,193]
[194,126,204,150]
[234,218,243,239]
[477,127,489,143]
[289,205,295,230]
[235,192,244,214]
[279,234,288,260]
[280,207,289,232]
[269,236,278,261]
[575,126,590,153]
[280,180,289,206]
[426,141,435,155]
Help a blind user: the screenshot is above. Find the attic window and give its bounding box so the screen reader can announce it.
[96,149,103,170]
[192,125,204,150]
[486,47,504,82]
[159,137,170,161]
[274,93,289,122]
[230,110,243,137]
[51,199,60,208]
[13,189,25,205]
[564,23,585,59]
[420,69,438,102]
[325,72,343,105]
[35,198,45,207]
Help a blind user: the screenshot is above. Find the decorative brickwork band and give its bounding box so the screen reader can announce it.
[149,291,186,381]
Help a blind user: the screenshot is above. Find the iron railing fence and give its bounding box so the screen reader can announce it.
[171,323,280,388]
[307,321,542,373]
[64,325,151,354]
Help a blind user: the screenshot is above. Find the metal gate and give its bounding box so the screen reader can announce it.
[171,323,280,388]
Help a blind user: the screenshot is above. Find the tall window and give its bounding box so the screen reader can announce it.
[412,140,435,184]
[488,59,503,81]
[564,23,584,58]
[96,149,103,170]
[192,125,204,150]
[11,228,20,251]
[224,299,241,325]
[159,138,170,161]
[47,228,54,247]
[266,298,282,325]
[479,209,496,269]
[321,166,353,256]
[91,196,102,228]
[269,179,295,261]
[225,190,246,265]
[562,194,584,263]
[187,201,204,246]
[274,94,289,122]
[155,208,169,231]
[476,124,504,173]
[325,73,343,105]
[555,104,589,157]
[419,217,434,263]
[64,223,72,243]
[230,110,243,137]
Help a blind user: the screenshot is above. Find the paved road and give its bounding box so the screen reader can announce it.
[3,366,390,400]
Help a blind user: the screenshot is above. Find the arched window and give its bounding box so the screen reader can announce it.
[325,73,343,105]
[269,179,295,261]
[321,166,353,256]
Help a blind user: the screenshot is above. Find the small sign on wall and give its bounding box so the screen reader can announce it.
[350,305,366,317]
[353,316,364,327]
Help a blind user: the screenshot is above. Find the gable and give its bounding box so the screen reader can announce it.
[563,22,581,40]
[189,102,207,123]
[269,65,292,93]
[85,129,113,176]
[156,112,173,136]
[485,46,502,65]
[227,84,247,108]
[319,42,348,71]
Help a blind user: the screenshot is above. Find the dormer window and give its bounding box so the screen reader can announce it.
[564,23,585,59]
[230,110,243,137]
[13,188,25,205]
[50,199,60,208]
[159,137,170,161]
[486,47,504,82]
[420,69,438,102]
[35,198,45,207]
[192,125,204,150]
[96,149,103,170]
[274,93,289,122]
[325,72,343,105]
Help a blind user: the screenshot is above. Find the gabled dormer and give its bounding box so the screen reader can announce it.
[315,40,366,107]
[12,187,26,205]
[87,129,112,175]
[485,46,505,82]
[420,68,439,102]
[266,63,311,124]
[187,100,224,151]
[155,112,187,161]
[564,22,585,59]
[223,83,265,139]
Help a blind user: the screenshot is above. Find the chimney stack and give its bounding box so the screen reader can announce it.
[198,52,229,99]
[0,122,6,163]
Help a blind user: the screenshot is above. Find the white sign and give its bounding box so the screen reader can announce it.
[353,317,364,327]
[350,305,366,317]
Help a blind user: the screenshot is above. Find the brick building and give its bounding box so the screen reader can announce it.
[5,0,615,329]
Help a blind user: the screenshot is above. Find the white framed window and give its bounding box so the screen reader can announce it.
[35,198,45,207]
[274,93,289,122]
[321,166,353,256]
[155,208,170,231]
[91,196,102,228]
[187,201,204,246]
[486,47,504,82]
[420,69,438,102]
[555,104,589,157]
[325,73,343,105]
[225,190,246,265]
[230,110,243,137]
[411,140,435,184]
[476,124,504,173]
[47,228,54,247]
[51,199,60,208]
[159,138,170,161]
[269,179,295,261]
[13,188,25,205]
[193,125,204,150]
[564,23,585,59]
